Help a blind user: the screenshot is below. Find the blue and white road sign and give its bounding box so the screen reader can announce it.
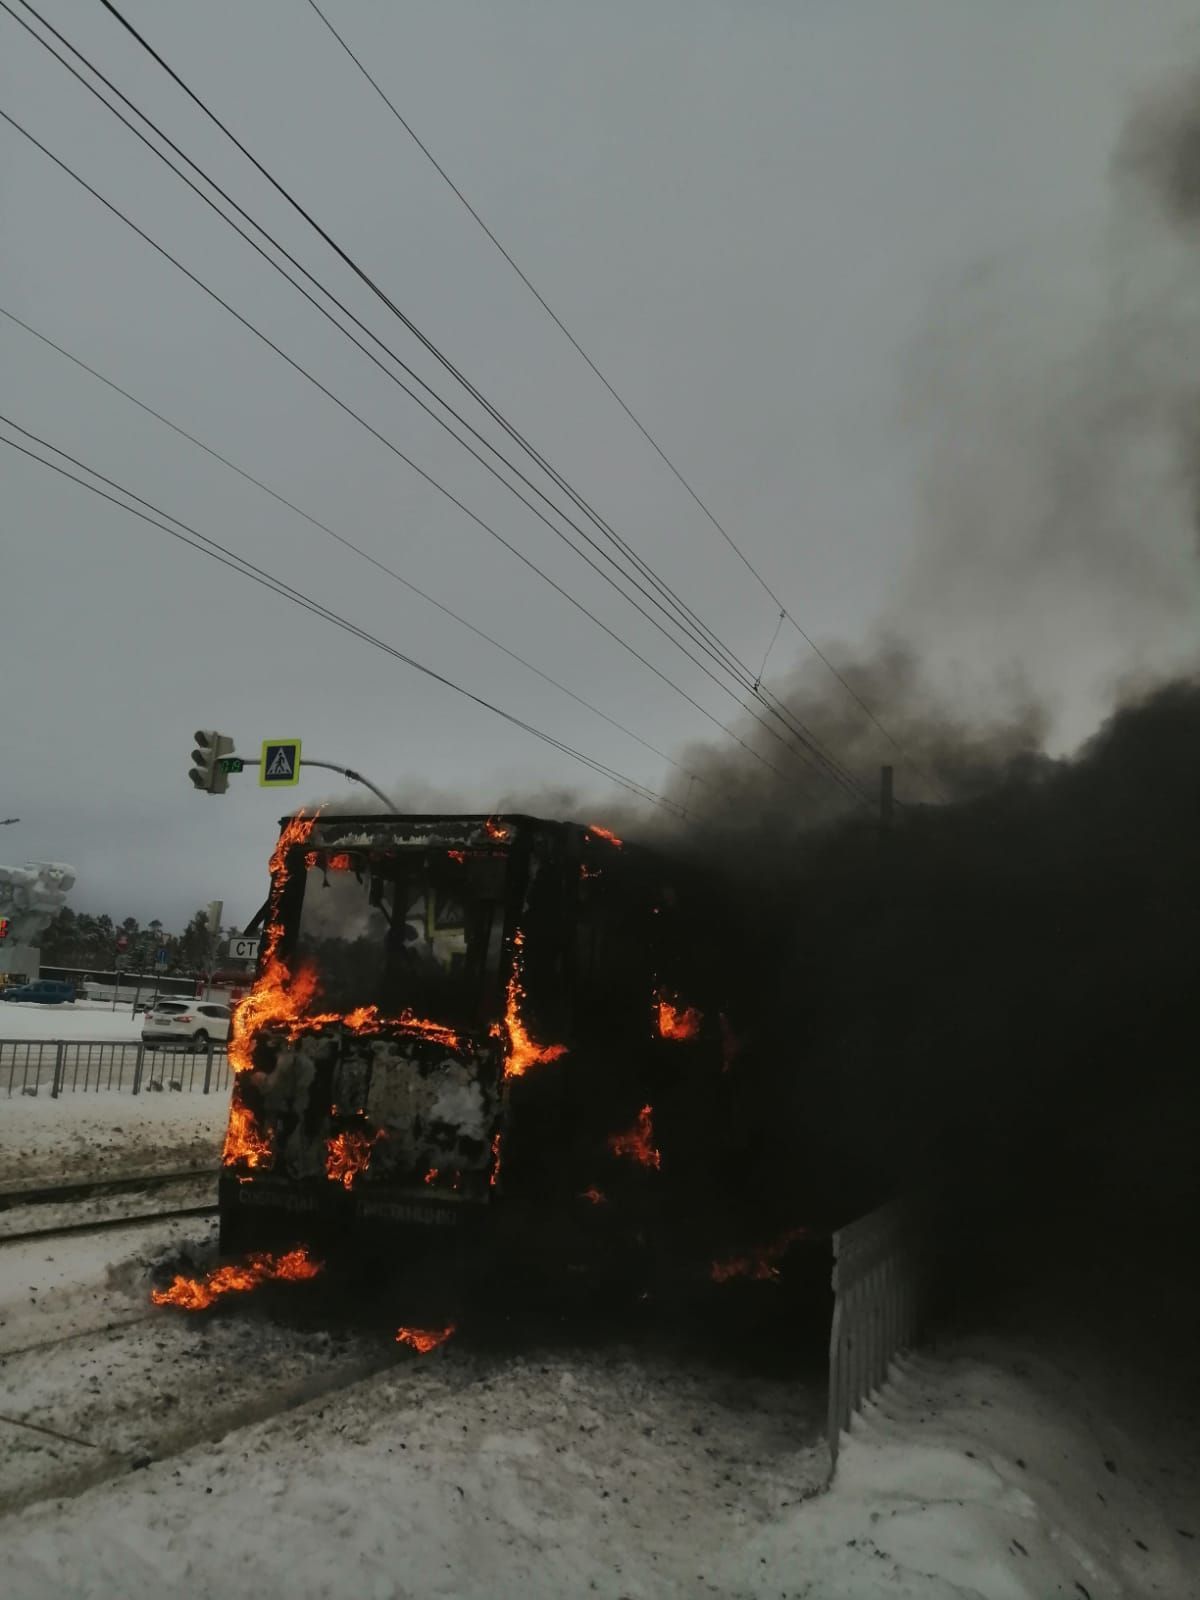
[154,947,168,968]
[260,739,302,787]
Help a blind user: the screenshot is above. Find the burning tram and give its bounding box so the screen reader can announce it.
[218,812,735,1283]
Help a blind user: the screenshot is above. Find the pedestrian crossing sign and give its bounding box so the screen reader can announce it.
[260,739,301,787]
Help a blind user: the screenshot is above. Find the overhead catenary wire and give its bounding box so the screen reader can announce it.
[90,0,752,688]
[0,101,798,795]
[0,416,685,813]
[0,301,698,783]
[1,0,746,707]
[7,0,862,808]
[302,0,946,802]
[84,0,872,806]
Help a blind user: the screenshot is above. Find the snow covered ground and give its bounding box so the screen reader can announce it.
[1,1082,227,1189]
[1,1011,1194,1595]
[0,1211,1195,1600]
[0,1000,145,1042]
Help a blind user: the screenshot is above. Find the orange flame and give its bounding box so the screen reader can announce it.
[325,1129,376,1189]
[483,816,509,841]
[424,1166,439,1185]
[225,810,473,1177]
[710,1227,809,1285]
[228,951,321,1074]
[395,1324,456,1353]
[586,823,623,847]
[608,1104,661,1170]
[150,1246,321,1310]
[447,849,467,863]
[579,1186,607,1205]
[489,1130,502,1189]
[500,931,567,1079]
[325,852,353,871]
[222,1098,273,1170]
[656,989,702,1041]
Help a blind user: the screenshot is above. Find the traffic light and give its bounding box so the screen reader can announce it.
[189,730,236,795]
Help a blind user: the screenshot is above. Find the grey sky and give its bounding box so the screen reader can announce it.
[3,0,1198,929]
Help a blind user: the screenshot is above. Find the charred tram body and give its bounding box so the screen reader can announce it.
[219,813,733,1283]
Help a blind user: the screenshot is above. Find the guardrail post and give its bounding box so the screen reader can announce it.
[202,1040,214,1095]
[50,1041,66,1098]
[132,1042,145,1095]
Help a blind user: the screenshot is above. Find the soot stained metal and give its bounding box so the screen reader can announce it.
[217,812,738,1274]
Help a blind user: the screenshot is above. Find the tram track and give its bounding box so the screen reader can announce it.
[0,1169,220,1246]
[0,1167,219,1211]
[0,1204,219,1248]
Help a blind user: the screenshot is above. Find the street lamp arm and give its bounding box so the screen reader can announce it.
[298,760,396,810]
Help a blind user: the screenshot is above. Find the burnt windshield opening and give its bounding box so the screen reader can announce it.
[291,847,509,1029]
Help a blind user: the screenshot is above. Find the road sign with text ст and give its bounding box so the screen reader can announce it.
[260,740,301,787]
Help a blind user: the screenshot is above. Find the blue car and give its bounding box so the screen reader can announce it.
[0,979,76,1004]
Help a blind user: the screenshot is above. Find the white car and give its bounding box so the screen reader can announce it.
[142,1000,232,1050]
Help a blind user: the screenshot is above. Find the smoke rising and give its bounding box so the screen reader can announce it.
[632,63,1200,1300]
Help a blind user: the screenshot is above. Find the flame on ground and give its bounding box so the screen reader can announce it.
[579,1186,607,1205]
[222,1099,273,1170]
[656,989,702,1041]
[499,930,567,1079]
[608,1105,661,1170]
[586,823,623,847]
[325,1128,377,1189]
[150,1247,321,1311]
[395,1324,456,1353]
[710,1227,810,1285]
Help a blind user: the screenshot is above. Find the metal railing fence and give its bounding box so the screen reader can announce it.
[1,1038,231,1097]
[827,1195,924,1467]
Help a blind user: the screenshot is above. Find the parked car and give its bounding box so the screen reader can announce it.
[142,1001,232,1050]
[0,979,76,1004]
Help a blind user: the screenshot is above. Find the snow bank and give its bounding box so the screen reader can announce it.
[725,1344,1199,1599]
[0,1089,226,1188]
[0,1002,143,1042]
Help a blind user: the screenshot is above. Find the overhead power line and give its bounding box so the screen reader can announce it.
[85,0,871,806]
[302,0,941,800]
[91,0,746,683]
[5,0,839,793]
[0,415,684,813]
[0,302,696,781]
[0,100,796,795]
